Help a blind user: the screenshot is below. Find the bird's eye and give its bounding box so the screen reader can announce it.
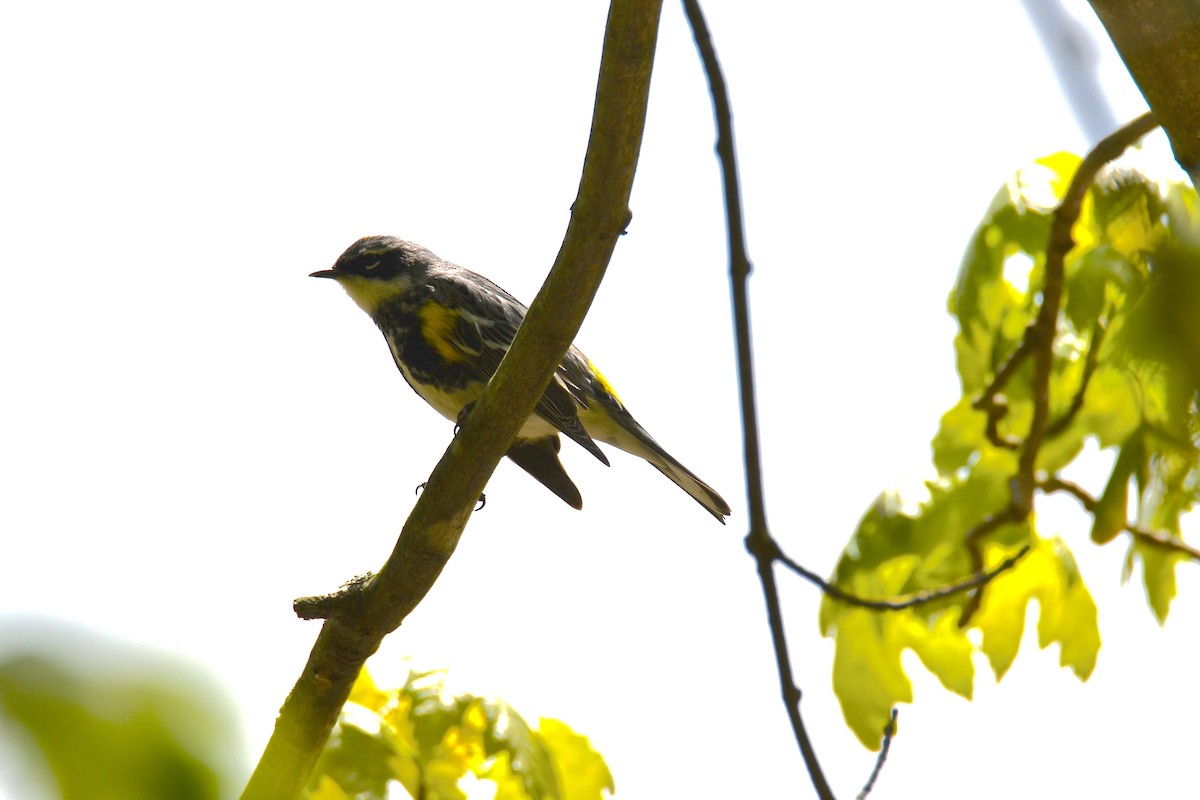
[363,260,382,271]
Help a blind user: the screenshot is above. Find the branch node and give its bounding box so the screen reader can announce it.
[293,573,374,621]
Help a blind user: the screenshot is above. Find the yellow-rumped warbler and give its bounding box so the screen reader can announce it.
[311,235,731,523]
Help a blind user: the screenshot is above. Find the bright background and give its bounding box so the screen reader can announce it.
[2,1,1196,797]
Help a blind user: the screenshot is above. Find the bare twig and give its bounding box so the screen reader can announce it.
[778,545,1031,611]
[856,709,899,800]
[681,1,833,797]
[973,338,1033,450]
[1041,476,1200,562]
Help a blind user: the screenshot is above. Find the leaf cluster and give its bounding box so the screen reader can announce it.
[305,669,613,800]
[821,152,1200,748]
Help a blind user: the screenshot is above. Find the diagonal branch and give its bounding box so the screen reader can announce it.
[239,3,664,798]
[681,1,833,797]
[959,113,1160,624]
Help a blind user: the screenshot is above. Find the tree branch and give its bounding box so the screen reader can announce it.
[1018,111,1159,508]
[680,1,833,797]
[1087,0,1200,186]
[778,546,1031,612]
[1041,476,1200,562]
[959,113,1160,623]
[239,3,664,798]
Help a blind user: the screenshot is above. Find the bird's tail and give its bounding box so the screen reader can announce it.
[604,414,732,523]
[646,453,732,524]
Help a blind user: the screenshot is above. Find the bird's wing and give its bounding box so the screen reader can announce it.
[431,272,610,466]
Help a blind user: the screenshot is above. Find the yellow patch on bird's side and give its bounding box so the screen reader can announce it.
[418,300,467,363]
[587,359,622,403]
[333,274,400,317]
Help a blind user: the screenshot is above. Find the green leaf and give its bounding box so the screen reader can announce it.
[1126,540,1184,623]
[830,608,913,749]
[973,537,1100,680]
[899,610,974,699]
[931,396,987,476]
[1076,366,1141,448]
[1033,541,1100,679]
[309,669,611,800]
[829,155,1198,750]
[1091,432,1144,545]
[535,719,615,800]
[0,630,239,800]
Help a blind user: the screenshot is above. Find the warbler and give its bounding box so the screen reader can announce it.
[311,235,731,523]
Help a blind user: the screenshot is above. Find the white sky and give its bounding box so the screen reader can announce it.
[1,1,1195,798]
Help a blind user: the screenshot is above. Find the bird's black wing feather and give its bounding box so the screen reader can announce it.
[434,268,610,465]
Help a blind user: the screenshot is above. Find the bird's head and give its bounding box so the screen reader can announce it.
[311,235,436,316]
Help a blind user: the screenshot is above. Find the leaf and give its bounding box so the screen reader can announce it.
[0,632,238,800]
[1033,541,1101,679]
[898,610,974,700]
[348,667,390,714]
[1126,540,1184,623]
[306,776,351,800]
[308,669,607,800]
[931,396,987,476]
[1076,367,1141,448]
[828,156,1197,749]
[972,538,1100,681]
[536,718,615,800]
[830,608,913,749]
[1091,433,1144,544]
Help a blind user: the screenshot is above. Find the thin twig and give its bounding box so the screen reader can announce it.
[1041,476,1200,562]
[778,545,1030,611]
[973,339,1033,449]
[681,1,833,797]
[856,709,899,800]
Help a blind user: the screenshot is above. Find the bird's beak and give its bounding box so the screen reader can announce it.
[309,269,340,280]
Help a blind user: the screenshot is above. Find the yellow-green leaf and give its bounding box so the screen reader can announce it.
[1091,435,1143,544]
[536,718,614,800]
[831,608,913,749]
[899,611,974,699]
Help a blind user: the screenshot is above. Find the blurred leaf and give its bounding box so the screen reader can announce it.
[1125,540,1184,623]
[931,396,987,476]
[0,622,241,800]
[308,775,353,800]
[1091,432,1144,544]
[309,668,611,800]
[1076,366,1141,447]
[536,719,614,800]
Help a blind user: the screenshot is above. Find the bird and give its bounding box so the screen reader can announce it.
[310,235,731,523]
